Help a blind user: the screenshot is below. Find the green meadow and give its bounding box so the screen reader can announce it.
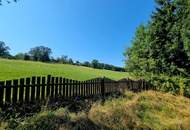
[0,58,129,81]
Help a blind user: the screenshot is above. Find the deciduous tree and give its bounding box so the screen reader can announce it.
[0,41,10,58]
[29,46,52,62]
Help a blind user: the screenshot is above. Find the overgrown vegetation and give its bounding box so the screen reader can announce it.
[124,0,190,98]
[124,0,190,76]
[146,74,190,97]
[89,91,190,130]
[128,72,190,98]
[1,91,190,130]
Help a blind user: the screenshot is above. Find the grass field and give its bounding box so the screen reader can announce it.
[0,58,129,81]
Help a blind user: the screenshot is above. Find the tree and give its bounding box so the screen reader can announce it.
[91,59,99,68]
[57,55,69,64]
[24,53,30,60]
[75,60,81,66]
[0,0,17,5]
[29,46,52,62]
[14,53,25,60]
[124,24,152,73]
[0,41,10,58]
[83,61,91,67]
[180,0,190,57]
[149,0,190,74]
[124,0,190,76]
[15,53,30,60]
[68,58,74,65]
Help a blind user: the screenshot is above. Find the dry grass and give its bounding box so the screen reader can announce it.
[89,91,190,130]
[2,91,190,130]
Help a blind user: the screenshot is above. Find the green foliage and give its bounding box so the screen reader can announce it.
[55,57,125,72]
[142,73,190,97]
[91,59,99,68]
[68,58,74,64]
[29,46,52,62]
[0,41,10,58]
[124,0,190,76]
[0,0,17,5]
[14,53,30,60]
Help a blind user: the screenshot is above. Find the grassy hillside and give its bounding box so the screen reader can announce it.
[3,91,190,130]
[0,58,129,81]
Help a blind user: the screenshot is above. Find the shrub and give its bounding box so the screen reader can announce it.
[141,73,190,97]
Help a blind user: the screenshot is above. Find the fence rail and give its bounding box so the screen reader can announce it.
[0,75,151,107]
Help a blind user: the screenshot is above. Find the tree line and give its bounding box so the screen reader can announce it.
[124,0,190,76]
[0,0,17,5]
[0,41,125,72]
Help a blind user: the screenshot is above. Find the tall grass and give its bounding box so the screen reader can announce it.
[89,91,190,130]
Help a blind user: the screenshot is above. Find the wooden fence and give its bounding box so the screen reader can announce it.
[0,75,150,107]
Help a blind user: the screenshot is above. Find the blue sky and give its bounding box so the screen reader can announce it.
[0,0,155,67]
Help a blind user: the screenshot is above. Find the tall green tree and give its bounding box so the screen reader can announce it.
[125,0,190,76]
[0,41,10,58]
[29,46,52,62]
[68,58,74,65]
[149,0,190,74]
[124,25,155,73]
[91,59,99,68]
[180,0,190,57]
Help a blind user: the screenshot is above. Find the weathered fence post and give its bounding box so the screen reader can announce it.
[46,75,51,98]
[55,77,59,98]
[13,80,18,104]
[31,77,36,102]
[51,77,55,98]
[25,78,30,103]
[59,77,63,96]
[101,77,105,101]
[41,77,46,100]
[0,81,4,107]
[19,78,25,103]
[65,79,69,99]
[36,77,41,100]
[62,78,66,98]
[5,80,12,104]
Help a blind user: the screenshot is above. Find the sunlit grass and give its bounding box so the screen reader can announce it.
[0,58,130,81]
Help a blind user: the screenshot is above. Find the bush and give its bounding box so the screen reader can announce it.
[135,73,190,97]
